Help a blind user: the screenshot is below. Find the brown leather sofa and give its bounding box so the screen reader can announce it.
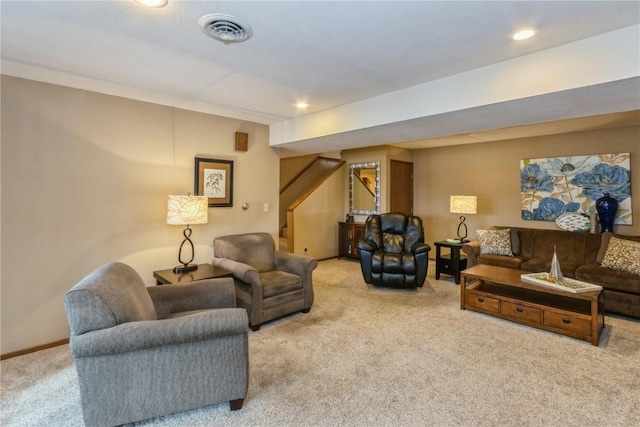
[462,227,640,318]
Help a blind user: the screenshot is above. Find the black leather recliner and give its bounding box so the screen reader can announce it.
[357,213,431,289]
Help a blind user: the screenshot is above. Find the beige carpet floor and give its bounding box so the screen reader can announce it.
[2,259,639,426]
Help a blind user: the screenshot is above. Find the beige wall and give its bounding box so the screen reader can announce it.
[2,75,639,354]
[341,146,415,221]
[292,166,345,259]
[280,154,317,190]
[414,125,640,245]
[1,76,279,354]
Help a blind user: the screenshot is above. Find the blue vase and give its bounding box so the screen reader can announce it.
[596,193,618,233]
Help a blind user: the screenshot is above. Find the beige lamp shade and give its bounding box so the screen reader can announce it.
[450,195,477,215]
[167,195,208,225]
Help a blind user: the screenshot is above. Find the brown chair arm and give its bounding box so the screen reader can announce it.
[462,241,480,267]
[274,251,318,278]
[212,257,261,287]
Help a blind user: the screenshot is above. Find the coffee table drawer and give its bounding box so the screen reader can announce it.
[501,301,541,324]
[543,311,591,335]
[466,293,500,313]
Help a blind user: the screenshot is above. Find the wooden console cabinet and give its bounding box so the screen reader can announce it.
[338,222,366,259]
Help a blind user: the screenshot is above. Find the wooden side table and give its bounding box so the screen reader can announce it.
[434,241,467,284]
[153,263,232,285]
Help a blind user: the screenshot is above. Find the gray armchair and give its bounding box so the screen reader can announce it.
[64,262,249,427]
[212,232,318,331]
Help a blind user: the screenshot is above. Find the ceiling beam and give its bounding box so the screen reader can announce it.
[270,25,640,155]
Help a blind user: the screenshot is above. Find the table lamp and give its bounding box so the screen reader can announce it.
[450,195,477,243]
[167,194,208,273]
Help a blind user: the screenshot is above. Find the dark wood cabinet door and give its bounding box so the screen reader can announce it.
[338,222,352,258]
[338,222,366,259]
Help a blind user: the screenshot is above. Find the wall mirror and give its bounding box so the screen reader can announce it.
[349,161,380,215]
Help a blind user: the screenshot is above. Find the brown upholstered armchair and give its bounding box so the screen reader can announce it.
[357,213,431,288]
[212,232,318,331]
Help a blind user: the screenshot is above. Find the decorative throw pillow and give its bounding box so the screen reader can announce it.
[492,226,520,256]
[601,237,640,276]
[596,232,615,264]
[597,232,640,264]
[477,229,513,256]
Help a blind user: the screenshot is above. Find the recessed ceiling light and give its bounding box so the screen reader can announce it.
[134,0,168,8]
[296,102,309,109]
[513,28,536,41]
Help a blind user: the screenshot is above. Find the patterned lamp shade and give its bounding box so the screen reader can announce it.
[450,195,477,215]
[167,195,208,225]
[449,195,477,243]
[167,195,208,274]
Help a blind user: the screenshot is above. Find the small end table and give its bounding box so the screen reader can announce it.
[434,241,467,284]
[153,263,232,285]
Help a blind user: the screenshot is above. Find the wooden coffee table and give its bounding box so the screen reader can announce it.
[460,265,604,345]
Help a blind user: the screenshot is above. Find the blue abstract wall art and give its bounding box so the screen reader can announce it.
[520,153,632,224]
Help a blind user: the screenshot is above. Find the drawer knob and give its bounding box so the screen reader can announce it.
[562,318,571,324]
[516,307,524,313]
[478,298,484,303]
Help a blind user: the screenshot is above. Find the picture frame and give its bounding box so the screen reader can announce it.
[194,157,234,207]
[520,153,631,224]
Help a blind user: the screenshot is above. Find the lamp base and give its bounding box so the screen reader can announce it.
[173,264,198,274]
[456,215,469,243]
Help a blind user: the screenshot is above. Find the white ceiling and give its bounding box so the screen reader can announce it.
[2,1,639,154]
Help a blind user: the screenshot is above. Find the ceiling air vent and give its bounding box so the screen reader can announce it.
[198,14,253,43]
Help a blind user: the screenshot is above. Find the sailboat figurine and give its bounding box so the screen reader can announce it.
[549,245,564,282]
